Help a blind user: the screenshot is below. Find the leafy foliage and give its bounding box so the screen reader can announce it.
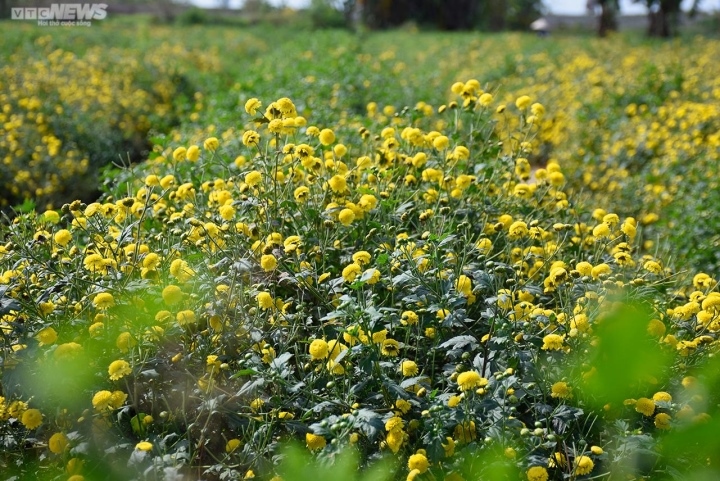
[1,19,720,481]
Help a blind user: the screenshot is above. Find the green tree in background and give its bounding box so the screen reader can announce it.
[636,0,682,36]
[635,0,701,37]
[591,0,620,36]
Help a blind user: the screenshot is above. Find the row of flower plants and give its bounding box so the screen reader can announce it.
[155,29,720,275]
[0,27,221,212]
[2,77,720,480]
[2,23,720,273]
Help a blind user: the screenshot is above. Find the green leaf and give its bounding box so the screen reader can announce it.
[130,413,147,437]
[231,368,259,379]
[578,303,672,409]
[376,253,389,266]
[14,198,36,214]
[277,442,394,481]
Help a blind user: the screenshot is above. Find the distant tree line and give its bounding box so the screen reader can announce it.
[321,0,544,31]
[322,0,709,36]
[591,0,704,37]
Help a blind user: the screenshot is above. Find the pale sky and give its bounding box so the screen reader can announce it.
[191,0,718,15]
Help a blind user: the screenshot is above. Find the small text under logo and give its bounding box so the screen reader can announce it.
[11,4,108,27]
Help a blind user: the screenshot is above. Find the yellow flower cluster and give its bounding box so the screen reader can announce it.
[2,26,720,480]
[0,32,220,211]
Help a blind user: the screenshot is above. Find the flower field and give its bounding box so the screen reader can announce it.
[1,18,720,481]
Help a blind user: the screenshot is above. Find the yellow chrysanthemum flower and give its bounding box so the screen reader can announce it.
[245,170,262,187]
[342,263,362,282]
[635,397,655,416]
[305,433,326,451]
[135,441,153,452]
[401,360,418,377]
[92,292,115,309]
[328,175,347,193]
[245,98,262,115]
[257,292,274,309]
[309,339,329,360]
[108,360,132,381]
[49,432,69,454]
[162,285,183,306]
[21,409,43,430]
[407,452,429,474]
[573,455,594,476]
[36,327,58,346]
[515,95,531,110]
[541,334,565,351]
[260,254,278,272]
[226,439,242,453]
[551,381,573,399]
[457,371,487,391]
[318,128,335,146]
[526,466,548,481]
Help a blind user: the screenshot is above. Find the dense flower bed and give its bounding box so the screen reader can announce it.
[2,77,720,480]
[0,29,219,211]
[2,23,719,270]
